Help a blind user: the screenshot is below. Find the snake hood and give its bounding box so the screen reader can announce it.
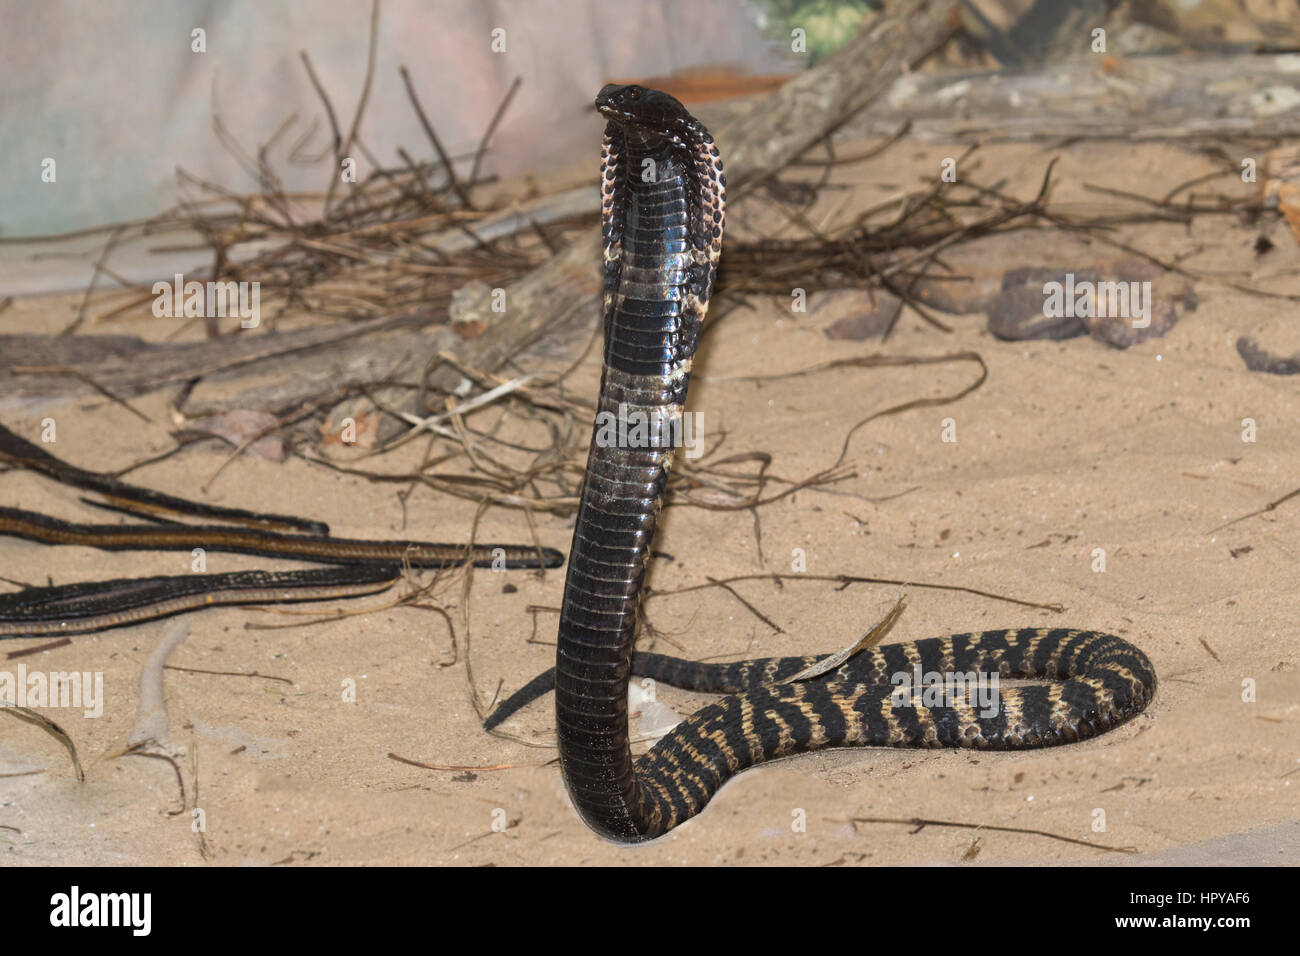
[595,83,706,146]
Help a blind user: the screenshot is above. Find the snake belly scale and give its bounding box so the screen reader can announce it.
[551,84,1157,844]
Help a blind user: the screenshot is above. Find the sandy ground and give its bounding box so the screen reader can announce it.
[1,136,1298,866]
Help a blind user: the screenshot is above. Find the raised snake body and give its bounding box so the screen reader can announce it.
[549,84,1157,843]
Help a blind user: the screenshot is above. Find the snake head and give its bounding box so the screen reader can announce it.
[596,84,700,145]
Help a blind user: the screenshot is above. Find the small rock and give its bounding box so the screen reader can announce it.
[627,679,682,737]
[820,290,902,340]
[1237,336,1300,375]
[320,397,382,449]
[989,264,1191,348]
[448,280,494,339]
[180,409,284,460]
[987,267,1092,341]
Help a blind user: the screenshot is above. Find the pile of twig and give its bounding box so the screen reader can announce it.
[18,0,1287,531]
[72,49,581,334]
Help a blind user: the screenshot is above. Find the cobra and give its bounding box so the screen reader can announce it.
[548,84,1156,843]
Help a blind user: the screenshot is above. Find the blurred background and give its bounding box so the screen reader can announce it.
[2,1,794,248]
[0,0,1294,415]
[5,1,1299,283]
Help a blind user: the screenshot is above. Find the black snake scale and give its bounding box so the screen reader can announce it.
[544,84,1157,844]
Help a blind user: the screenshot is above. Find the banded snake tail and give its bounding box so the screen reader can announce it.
[551,84,1157,843]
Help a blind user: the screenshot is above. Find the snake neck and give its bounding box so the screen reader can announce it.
[555,140,696,842]
[604,143,694,380]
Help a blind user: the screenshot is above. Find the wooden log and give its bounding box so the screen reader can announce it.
[0,313,429,415]
[834,52,1300,143]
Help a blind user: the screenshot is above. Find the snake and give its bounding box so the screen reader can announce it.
[0,506,560,570]
[0,423,328,535]
[0,424,560,636]
[538,84,1158,843]
[0,566,401,637]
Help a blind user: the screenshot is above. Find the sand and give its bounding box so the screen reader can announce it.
[1,136,1297,866]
